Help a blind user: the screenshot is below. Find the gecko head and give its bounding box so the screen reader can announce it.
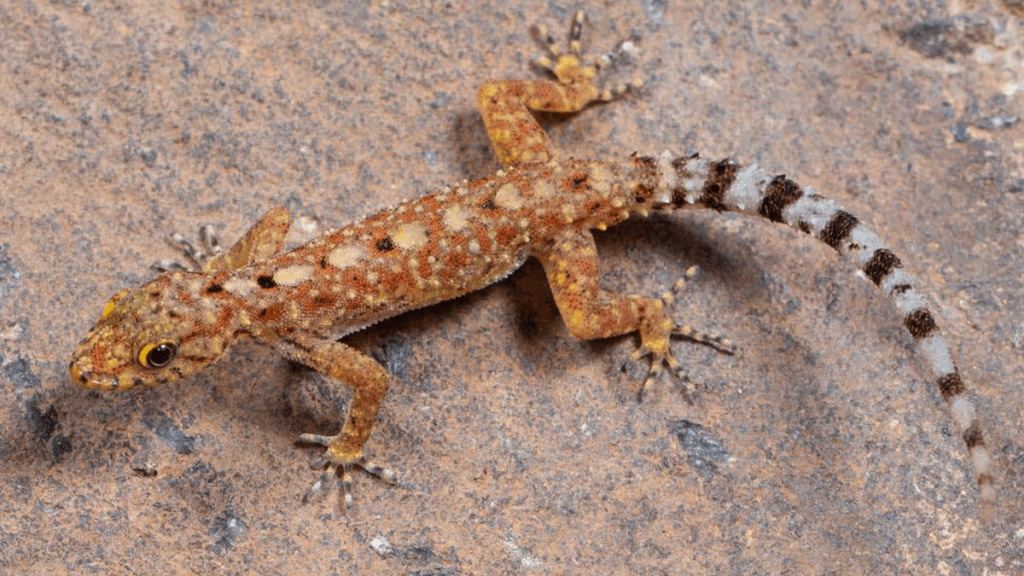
[70,273,231,390]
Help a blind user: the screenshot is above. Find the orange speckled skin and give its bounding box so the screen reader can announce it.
[69,13,692,505]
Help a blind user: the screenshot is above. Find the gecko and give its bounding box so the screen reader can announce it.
[69,12,995,512]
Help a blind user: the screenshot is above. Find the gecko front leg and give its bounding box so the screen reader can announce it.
[203,206,291,272]
[161,207,292,272]
[229,208,397,506]
[277,334,397,508]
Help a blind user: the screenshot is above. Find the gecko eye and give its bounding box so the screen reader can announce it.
[139,341,177,369]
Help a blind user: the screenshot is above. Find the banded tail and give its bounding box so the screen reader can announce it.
[631,151,995,509]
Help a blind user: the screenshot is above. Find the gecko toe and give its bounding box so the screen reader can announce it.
[298,432,334,447]
[302,464,338,504]
[636,348,688,402]
[672,325,737,355]
[298,433,398,509]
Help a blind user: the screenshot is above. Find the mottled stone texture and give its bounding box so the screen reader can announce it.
[1,1,1021,574]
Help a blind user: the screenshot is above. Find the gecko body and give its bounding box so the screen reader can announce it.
[70,13,994,511]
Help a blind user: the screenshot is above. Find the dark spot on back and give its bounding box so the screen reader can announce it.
[375,237,394,252]
[481,198,497,210]
[567,172,589,192]
[632,153,657,170]
[669,156,696,206]
[257,275,276,289]
[582,199,601,214]
[205,284,224,294]
[260,302,286,322]
[632,154,658,178]
[630,154,658,203]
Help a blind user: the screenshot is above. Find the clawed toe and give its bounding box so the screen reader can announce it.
[154,225,222,273]
[636,347,688,401]
[672,325,736,355]
[298,433,397,509]
[633,297,734,400]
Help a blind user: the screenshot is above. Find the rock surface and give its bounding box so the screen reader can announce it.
[1,2,1021,574]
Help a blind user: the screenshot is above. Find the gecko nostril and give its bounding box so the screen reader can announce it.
[70,363,88,385]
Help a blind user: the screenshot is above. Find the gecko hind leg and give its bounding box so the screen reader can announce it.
[537,230,733,402]
[478,11,640,166]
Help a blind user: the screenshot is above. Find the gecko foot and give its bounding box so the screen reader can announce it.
[298,433,398,509]
[530,10,642,102]
[631,276,735,401]
[154,224,223,272]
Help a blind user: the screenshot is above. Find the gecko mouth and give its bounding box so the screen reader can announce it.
[69,361,125,390]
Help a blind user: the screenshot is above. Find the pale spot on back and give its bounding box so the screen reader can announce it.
[443,204,472,231]
[328,244,366,269]
[273,264,315,287]
[494,183,524,210]
[224,277,258,298]
[393,222,429,250]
